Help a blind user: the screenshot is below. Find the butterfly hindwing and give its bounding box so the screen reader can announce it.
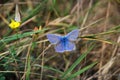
[55,41,65,53]
[47,34,61,44]
[66,29,79,41]
[65,40,75,51]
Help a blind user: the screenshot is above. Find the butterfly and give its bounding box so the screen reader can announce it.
[46,29,79,53]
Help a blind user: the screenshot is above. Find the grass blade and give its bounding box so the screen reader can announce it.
[22,1,46,23]
[34,64,63,74]
[61,44,95,78]
[67,62,97,80]
[0,28,48,43]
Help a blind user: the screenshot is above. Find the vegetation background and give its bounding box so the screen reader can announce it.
[0,0,120,80]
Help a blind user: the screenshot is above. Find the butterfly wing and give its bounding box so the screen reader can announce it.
[55,41,65,53]
[66,29,79,41]
[55,37,76,53]
[64,29,79,51]
[47,34,61,44]
[47,29,79,53]
[65,40,76,51]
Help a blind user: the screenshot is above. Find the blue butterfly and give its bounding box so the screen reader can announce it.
[47,29,79,53]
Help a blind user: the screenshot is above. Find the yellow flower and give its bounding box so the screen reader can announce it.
[9,19,21,29]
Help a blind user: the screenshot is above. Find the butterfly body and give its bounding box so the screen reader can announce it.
[60,36,68,47]
[47,29,79,53]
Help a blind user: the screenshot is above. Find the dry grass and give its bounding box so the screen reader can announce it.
[0,0,120,80]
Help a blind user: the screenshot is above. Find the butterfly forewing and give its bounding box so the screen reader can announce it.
[66,29,79,41]
[47,34,61,44]
[15,4,21,22]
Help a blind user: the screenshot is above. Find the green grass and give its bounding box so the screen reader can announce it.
[61,44,96,79]
[0,0,120,80]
